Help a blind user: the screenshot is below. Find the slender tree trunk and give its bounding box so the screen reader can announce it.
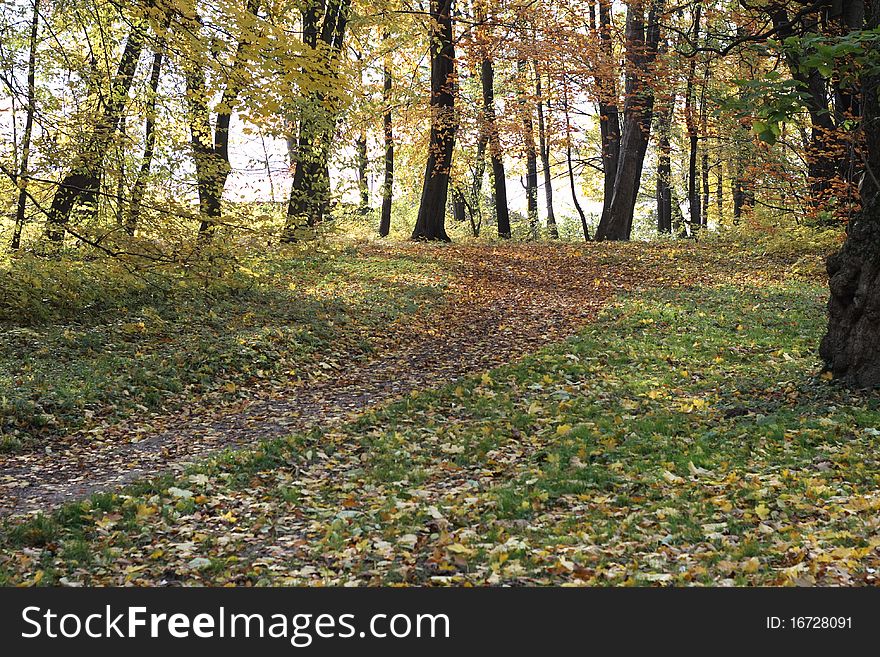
[125,44,164,236]
[517,59,539,239]
[534,62,557,238]
[10,0,39,251]
[563,75,590,241]
[684,3,702,235]
[411,0,455,241]
[283,0,351,241]
[480,56,511,239]
[379,45,393,237]
[595,0,665,241]
[46,26,145,242]
[356,133,369,212]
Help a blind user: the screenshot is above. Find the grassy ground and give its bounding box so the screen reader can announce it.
[3,263,878,586]
[0,247,445,452]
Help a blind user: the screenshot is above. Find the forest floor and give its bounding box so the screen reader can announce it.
[3,241,880,586]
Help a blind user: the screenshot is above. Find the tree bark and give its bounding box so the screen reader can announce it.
[597,0,620,230]
[411,0,455,241]
[594,0,665,241]
[656,91,674,234]
[820,0,880,387]
[282,0,351,241]
[534,62,557,238]
[10,0,39,251]
[379,45,393,237]
[517,59,539,239]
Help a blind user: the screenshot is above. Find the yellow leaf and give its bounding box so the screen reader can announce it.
[556,424,572,436]
[755,503,771,520]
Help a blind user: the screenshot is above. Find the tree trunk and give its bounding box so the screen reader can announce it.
[595,0,665,241]
[685,3,702,235]
[517,59,539,239]
[379,45,393,237]
[534,62,557,238]
[125,43,164,236]
[656,91,674,234]
[480,56,511,239]
[45,26,145,242]
[411,0,455,241]
[597,0,620,229]
[356,133,369,212]
[10,0,39,251]
[563,75,590,241]
[820,0,880,387]
[282,0,350,241]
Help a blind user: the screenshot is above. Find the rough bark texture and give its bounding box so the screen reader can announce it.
[820,1,880,387]
[594,0,664,241]
[411,0,455,242]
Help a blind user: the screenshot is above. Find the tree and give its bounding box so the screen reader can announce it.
[821,1,880,387]
[10,0,40,250]
[412,0,456,241]
[595,0,665,241]
[379,39,394,237]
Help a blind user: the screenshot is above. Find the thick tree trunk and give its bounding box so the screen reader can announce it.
[534,63,557,239]
[46,26,144,242]
[282,0,350,241]
[126,44,164,236]
[10,0,39,251]
[685,3,702,235]
[480,56,511,239]
[597,0,620,229]
[595,0,664,241]
[379,48,393,237]
[821,1,880,387]
[411,0,455,241]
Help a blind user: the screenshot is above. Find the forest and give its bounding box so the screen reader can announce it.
[0,0,880,588]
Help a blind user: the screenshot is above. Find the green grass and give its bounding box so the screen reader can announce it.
[0,245,445,449]
[2,270,879,586]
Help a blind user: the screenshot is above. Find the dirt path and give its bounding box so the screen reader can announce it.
[0,243,642,517]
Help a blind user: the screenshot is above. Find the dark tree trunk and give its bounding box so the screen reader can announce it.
[282,0,350,241]
[46,26,145,242]
[480,56,511,239]
[10,0,39,251]
[356,133,369,212]
[685,3,702,234]
[595,0,665,241]
[597,0,620,228]
[126,43,164,236]
[821,1,880,387]
[411,0,455,242]
[534,62,557,238]
[379,46,393,237]
[656,91,674,234]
